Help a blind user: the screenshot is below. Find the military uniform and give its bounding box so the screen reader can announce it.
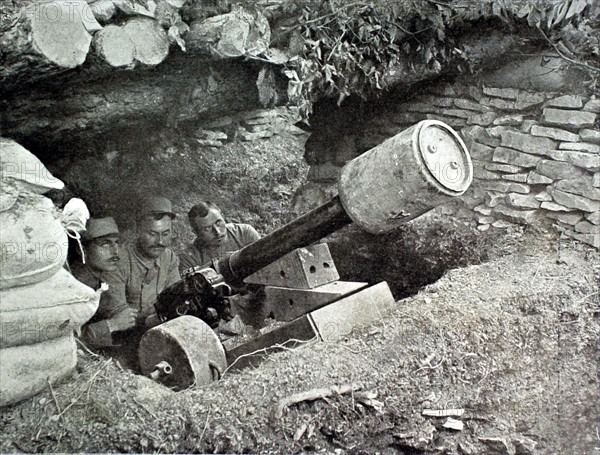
[179,223,260,272]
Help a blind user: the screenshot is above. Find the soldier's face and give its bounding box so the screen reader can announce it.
[193,208,227,246]
[87,236,120,272]
[137,215,173,259]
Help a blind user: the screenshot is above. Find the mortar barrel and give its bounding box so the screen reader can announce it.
[338,120,472,234]
[222,120,472,282]
[225,196,352,282]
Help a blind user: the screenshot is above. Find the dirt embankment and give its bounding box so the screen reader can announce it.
[0,224,597,454]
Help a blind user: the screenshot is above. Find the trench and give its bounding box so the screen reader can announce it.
[326,218,491,301]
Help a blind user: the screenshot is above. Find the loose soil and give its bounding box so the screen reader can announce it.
[0,224,598,454]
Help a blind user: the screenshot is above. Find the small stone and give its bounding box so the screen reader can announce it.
[488,126,510,138]
[514,92,545,110]
[478,436,514,455]
[454,98,491,112]
[442,418,464,431]
[583,98,600,113]
[527,172,553,185]
[492,219,515,228]
[512,435,537,455]
[485,192,505,207]
[595,173,600,188]
[574,220,596,234]
[481,97,516,110]
[474,204,493,215]
[477,223,491,231]
[486,162,524,173]
[482,87,520,99]
[494,147,542,168]
[477,214,495,224]
[468,86,484,101]
[481,180,530,194]
[555,177,600,200]
[521,120,537,133]
[195,128,228,141]
[547,150,600,171]
[500,130,556,155]
[535,191,553,202]
[536,160,587,180]
[461,125,501,147]
[502,173,528,183]
[541,201,573,212]
[587,211,600,225]
[505,193,540,209]
[458,440,477,455]
[467,112,496,126]
[558,142,600,154]
[470,142,494,161]
[493,114,523,126]
[474,167,500,180]
[530,125,580,142]
[548,188,599,212]
[494,204,538,224]
[580,129,600,145]
[546,211,583,225]
[542,108,597,129]
[545,94,584,109]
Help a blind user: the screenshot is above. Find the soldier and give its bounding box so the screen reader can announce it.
[180,201,262,329]
[112,195,180,340]
[72,217,137,348]
[88,196,181,370]
[180,200,260,272]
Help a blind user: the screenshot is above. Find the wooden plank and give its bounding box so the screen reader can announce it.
[223,316,317,371]
[308,282,395,341]
[264,281,368,322]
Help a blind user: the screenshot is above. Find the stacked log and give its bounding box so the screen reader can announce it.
[92,24,136,68]
[0,138,100,407]
[0,0,193,93]
[0,1,96,83]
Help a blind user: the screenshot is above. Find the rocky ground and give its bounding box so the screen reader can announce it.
[0,220,598,454]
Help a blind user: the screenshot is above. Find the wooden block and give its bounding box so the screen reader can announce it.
[244,243,339,289]
[308,282,395,341]
[264,281,368,322]
[223,317,317,372]
[223,281,394,372]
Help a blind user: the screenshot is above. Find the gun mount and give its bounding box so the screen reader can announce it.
[141,120,473,389]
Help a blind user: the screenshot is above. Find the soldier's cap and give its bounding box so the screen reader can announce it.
[137,196,176,219]
[83,217,119,241]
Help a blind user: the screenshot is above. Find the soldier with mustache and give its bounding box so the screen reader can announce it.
[180,200,260,273]
[180,201,262,329]
[72,217,137,348]
[94,196,181,370]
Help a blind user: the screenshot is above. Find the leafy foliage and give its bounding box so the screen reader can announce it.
[253,0,599,119]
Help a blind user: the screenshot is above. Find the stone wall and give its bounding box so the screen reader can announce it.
[306,85,599,248]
